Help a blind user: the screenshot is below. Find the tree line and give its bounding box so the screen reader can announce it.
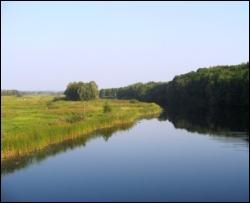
[3,62,248,114]
[100,62,249,113]
[1,90,21,96]
[1,90,63,96]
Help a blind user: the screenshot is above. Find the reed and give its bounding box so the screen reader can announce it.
[1,96,162,160]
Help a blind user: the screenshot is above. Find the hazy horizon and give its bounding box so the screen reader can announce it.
[1,1,249,91]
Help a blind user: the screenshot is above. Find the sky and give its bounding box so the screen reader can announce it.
[1,1,249,91]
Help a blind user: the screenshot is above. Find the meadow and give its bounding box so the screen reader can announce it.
[1,96,161,160]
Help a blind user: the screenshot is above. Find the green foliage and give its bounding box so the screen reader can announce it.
[52,96,66,102]
[65,113,84,123]
[46,100,54,109]
[64,81,99,101]
[162,62,249,112]
[129,99,139,103]
[100,62,249,113]
[99,88,117,98]
[99,81,164,101]
[1,96,162,160]
[103,102,112,113]
[64,82,81,100]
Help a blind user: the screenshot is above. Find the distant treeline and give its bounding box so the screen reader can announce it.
[3,62,249,114]
[1,90,21,96]
[1,90,63,96]
[100,62,249,113]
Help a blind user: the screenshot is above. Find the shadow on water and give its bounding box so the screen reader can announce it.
[2,109,249,175]
[1,115,156,175]
[159,106,249,140]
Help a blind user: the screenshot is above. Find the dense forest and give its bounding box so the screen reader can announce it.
[100,63,249,114]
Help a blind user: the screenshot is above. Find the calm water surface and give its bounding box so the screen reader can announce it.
[1,114,249,202]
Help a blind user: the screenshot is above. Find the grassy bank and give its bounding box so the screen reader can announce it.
[1,96,162,160]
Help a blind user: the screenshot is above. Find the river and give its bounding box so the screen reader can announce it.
[1,111,249,202]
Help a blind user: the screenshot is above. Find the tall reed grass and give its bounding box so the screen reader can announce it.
[1,96,162,160]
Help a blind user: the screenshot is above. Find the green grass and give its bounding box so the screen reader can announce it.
[1,96,162,160]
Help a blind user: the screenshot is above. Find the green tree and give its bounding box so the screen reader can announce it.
[64,81,99,101]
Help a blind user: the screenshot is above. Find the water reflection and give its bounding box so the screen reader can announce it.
[1,122,136,175]
[2,109,249,176]
[159,107,249,137]
[2,111,249,202]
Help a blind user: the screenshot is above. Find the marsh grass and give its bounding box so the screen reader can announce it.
[103,102,112,113]
[1,96,162,160]
[1,121,141,175]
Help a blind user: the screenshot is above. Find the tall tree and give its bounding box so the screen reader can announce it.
[64,81,99,101]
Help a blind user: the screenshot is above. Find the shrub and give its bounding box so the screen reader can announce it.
[52,96,65,102]
[129,99,139,103]
[103,102,112,113]
[65,113,84,123]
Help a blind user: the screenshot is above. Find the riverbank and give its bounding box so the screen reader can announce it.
[1,96,162,160]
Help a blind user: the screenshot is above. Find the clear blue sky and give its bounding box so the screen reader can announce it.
[1,1,249,90]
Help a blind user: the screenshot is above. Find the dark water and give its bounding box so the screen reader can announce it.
[1,112,249,202]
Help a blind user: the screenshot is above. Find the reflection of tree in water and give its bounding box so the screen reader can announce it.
[1,121,138,175]
[3,110,247,175]
[2,114,159,175]
[159,107,249,137]
[95,122,135,141]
